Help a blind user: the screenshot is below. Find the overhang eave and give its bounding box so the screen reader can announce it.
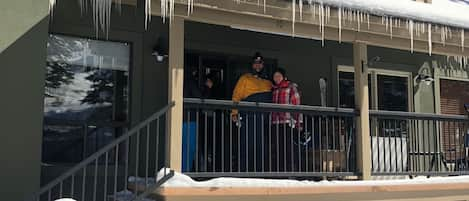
[151,0,469,57]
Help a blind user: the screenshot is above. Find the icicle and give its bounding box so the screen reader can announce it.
[320,3,325,46]
[264,0,266,13]
[385,17,388,32]
[145,0,152,30]
[78,0,85,16]
[292,0,295,36]
[299,0,303,21]
[462,29,465,52]
[416,22,420,37]
[409,20,414,53]
[367,13,370,29]
[390,17,393,39]
[90,0,113,39]
[357,11,360,32]
[312,3,316,21]
[49,0,56,17]
[428,23,432,56]
[441,26,446,46]
[338,7,342,43]
[326,6,330,24]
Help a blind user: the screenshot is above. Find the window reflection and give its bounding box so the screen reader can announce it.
[42,34,130,163]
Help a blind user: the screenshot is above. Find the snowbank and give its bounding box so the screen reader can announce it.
[309,0,469,29]
[148,168,469,188]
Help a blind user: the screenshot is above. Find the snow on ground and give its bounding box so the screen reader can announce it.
[132,168,469,188]
[309,0,469,29]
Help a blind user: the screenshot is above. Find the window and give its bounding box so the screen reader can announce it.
[338,67,411,137]
[377,75,409,112]
[42,34,130,163]
[338,71,371,108]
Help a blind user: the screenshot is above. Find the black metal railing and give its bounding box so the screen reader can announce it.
[183,98,359,178]
[370,110,469,176]
[42,119,128,163]
[26,103,175,201]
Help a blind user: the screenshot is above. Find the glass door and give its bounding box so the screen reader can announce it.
[42,34,130,163]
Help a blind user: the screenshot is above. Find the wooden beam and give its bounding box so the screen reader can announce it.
[152,0,469,57]
[353,42,371,180]
[167,16,184,172]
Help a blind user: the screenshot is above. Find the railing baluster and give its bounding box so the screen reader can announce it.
[222,111,225,172]
[332,117,336,173]
[274,120,278,172]
[195,111,199,173]
[113,144,119,201]
[145,125,150,187]
[104,151,109,201]
[261,113,265,172]
[213,111,216,172]
[155,118,160,176]
[134,130,140,197]
[400,119,405,173]
[312,115,316,172]
[81,166,86,201]
[229,110,233,173]
[318,116,322,173]
[297,115,301,172]
[393,119,398,173]
[254,113,257,172]
[59,181,63,198]
[305,115,309,173]
[204,111,208,172]
[267,112,273,172]
[290,123,294,172]
[245,113,249,172]
[124,138,129,193]
[70,174,75,198]
[92,159,98,201]
[238,113,241,172]
[283,121,287,172]
[186,110,191,173]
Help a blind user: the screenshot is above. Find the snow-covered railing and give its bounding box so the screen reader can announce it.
[25,103,175,201]
[370,110,469,177]
[182,98,359,178]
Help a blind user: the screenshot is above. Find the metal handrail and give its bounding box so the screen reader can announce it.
[27,102,175,201]
[370,110,468,121]
[184,98,359,116]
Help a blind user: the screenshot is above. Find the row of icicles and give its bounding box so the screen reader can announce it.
[48,0,466,57]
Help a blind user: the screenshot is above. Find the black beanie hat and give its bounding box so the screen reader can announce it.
[273,67,286,78]
[253,52,264,63]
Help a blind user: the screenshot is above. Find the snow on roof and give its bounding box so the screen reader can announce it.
[309,0,469,29]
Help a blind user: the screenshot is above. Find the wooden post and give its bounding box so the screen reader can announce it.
[353,42,372,180]
[167,17,184,172]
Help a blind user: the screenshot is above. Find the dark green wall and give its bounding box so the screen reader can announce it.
[0,0,49,200]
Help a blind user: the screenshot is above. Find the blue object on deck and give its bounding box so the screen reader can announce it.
[182,122,196,172]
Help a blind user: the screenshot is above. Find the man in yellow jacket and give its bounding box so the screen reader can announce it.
[232,52,272,119]
[232,52,272,172]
